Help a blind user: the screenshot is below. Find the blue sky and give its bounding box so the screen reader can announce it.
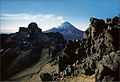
[0,0,119,33]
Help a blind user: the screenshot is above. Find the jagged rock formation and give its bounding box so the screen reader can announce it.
[82,16,120,81]
[0,16,120,81]
[0,22,66,81]
[40,16,120,81]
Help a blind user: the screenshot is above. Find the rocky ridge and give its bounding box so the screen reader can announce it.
[0,16,120,81]
[0,22,66,81]
[40,16,120,81]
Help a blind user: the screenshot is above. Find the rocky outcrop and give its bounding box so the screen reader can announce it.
[39,16,120,81]
[56,40,86,72]
[82,16,120,81]
[1,16,120,81]
[0,22,65,81]
[83,16,120,81]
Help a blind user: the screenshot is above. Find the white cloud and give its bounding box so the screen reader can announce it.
[0,13,65,32]
[1,14,55,21]
[1,13,63,22]
[0,13,87,33]
[42,14,54,19]
[1,14,33,20]
[57,16,65,22]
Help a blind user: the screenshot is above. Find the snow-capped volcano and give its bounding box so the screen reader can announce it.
[44,21,84,40]
[58,21,75,31]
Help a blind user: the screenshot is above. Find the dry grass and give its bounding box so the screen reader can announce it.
[60,74,95,82]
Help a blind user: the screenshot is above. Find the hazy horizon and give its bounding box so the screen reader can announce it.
[0,0,119,33]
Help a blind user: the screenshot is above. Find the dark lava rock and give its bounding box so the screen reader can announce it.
[28,22,42,33]
[1,16,120,81]
[50,16,120,81]
[0,22,65,81]
[55,40,86,72]
[19,27,28,32]
[40,73,52,81]
[83,16,120,81]
[45,32,65,44]
[0,34,9,49]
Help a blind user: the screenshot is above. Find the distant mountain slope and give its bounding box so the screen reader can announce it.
[44,21,84,40]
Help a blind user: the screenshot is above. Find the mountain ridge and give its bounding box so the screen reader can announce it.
[44,21,84,40]
[1,16,119,81]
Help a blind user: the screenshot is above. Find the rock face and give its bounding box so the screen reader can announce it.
[0,22,66,81]
[44,21,84,40]
[83,16,120,81]
[41,16,120,81]
[0,16,120,81]
[56,40,86,72]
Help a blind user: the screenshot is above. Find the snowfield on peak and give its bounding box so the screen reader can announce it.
[44,21,84,40]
